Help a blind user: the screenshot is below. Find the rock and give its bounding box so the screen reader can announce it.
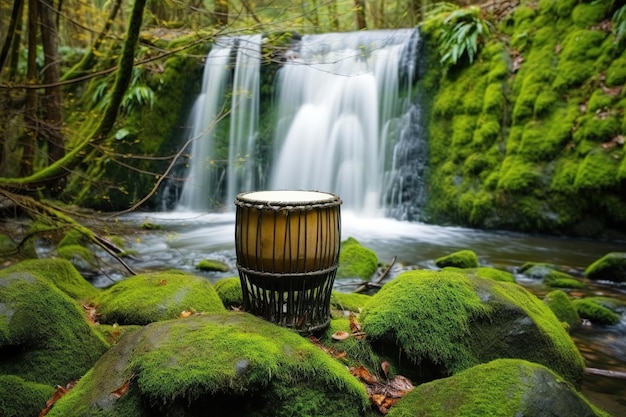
[361,270,585,387]
[195,258,230,272]
[572,297,622,325]
[0,261,109,386]
[95,270,226,325]
[47,313,369,417]
[434,249,479,268]
[0,375,56,417]
[214,276,242,308]
[444,266,515,282]
[543,290,581,330]
[337,237,378,281]
[585,252,626,283]
[387,359,609,417]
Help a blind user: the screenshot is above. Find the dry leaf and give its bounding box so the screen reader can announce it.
[349,365,378,385]
[332,331,351,341]
[82,303,101,324]
[349,312,362,333]
[111,373,134,399]
[179,310,193,318]
[39,381,77,416]
[381,360,391,379]
[158,279,167,286]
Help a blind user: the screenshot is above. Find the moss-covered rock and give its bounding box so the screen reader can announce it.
[0,374,56,417]
[214,276,242,308]
[0,263,109,386]
[361,270,585,387]
[337,237,378,281]
[544,290,581,329]
[572,297,622,325]
[47,313,370,417]
[544,269,586,289]
[387,359,609,417]
[444,266,515,283]
[585,252,626,282]
[195,258,230,272]
[95,270,226,325]
[434,249,479,268]
[330,291,372,313]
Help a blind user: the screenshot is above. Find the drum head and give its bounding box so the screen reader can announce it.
[236,190,339,206]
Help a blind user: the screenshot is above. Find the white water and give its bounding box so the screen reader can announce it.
[270,30,418,214]
[176,29,421,215]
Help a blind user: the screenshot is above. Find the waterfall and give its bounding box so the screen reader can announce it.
[176,29,424,218]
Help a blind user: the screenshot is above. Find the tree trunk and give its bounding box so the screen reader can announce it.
[21,0,39,177]
[40,0,65,167]
[0,0,24,73]
[92,0,147,142]
[354,0,367,30]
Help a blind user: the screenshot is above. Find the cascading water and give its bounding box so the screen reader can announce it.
[176,29,425,219]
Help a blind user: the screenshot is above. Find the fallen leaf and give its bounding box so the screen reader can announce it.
[179,310,193,318]
[332,331,351,341]
[381,360,391,379]
[82,303,101,324]
[349,365,378,385]
[349,312,362,333]
[112,373,135,399]
[39,381,77,416]
[158,279,167,286]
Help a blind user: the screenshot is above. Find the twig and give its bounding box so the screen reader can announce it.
[354,256,397,294]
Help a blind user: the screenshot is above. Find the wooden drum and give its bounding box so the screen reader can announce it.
[235,190,341,333]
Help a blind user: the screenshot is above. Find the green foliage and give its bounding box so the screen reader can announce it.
[572,298,621,325]
[423,3,494,67]
[214,277,243,308]
[337,237,378,281]
[543,290,581,329]
[95,270,226,325]
[435,249,479,268]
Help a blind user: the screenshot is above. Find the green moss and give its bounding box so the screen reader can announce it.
[387,359,608,417]
[320,318,384,373]
[571,2,611,28]
[57,244,97,268]
[574,149,620,189]
[330,291,372,314]
[519,121,562,161]
[214,277,242,308]
[0,375,55,417]
[195,258,230,272]
[606,53,626,86]
[435,249,479,268]
[1,258,99,301]
[472,116,501,148]
[0,267,109,386]
[362,270,490,375]
[497,156,541,193]
[585,252,626,282]
[59,228,89,247]
[544,270,586,289]
[574,113,621,143]
[96,270,226,325]
[553,30,607,90]
[445,266,516,283]
[452,115,477,147]
[49,313,369,417]
[544,290,581,329]
[337,237,378,281]
[551,156,579,192]
[587,89,615,113]
[572,298,621,325]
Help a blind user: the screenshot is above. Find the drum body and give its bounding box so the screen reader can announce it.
[235,190,341,333]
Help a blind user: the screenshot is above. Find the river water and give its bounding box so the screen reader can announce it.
[100,210,626,415]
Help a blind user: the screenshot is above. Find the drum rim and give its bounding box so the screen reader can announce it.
[235,190,341,207]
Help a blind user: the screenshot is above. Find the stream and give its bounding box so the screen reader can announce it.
[92,210,626,415]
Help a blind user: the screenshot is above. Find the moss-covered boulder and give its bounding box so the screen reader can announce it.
[585,252,626,283]
[544,290,581,330]
[47,313,370,417]
[387,359,609,417]
[330,291,372,313]
[434,249,479,268]
[572,297,622,325]
[0,262,109,386]
[95,270,226,325]
[214,276,242,308]
[360,270,585,387]
[544,269,586,289]
[195,259,230,272]
[337,237,379,281]
[0,374,56,417]
[444,266,515,282]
